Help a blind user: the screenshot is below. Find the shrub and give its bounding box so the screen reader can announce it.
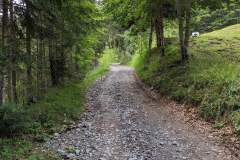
[232,111,240,135]
[0,103,30,135]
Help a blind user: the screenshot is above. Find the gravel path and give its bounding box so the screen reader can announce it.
[46,65,237,160]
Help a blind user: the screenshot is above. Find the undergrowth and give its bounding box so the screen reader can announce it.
[0,49,116,159]
[131,24,240,135]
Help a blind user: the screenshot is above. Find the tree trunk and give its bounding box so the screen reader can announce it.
[37,38,42,99]
[49,39,55,86]
[178,16,186,61]
[26,1,33,104]
[49,37,60,86]
[59,18,65,84]
[26,28,33,104]
[154,16,161,48]
[148,18,154,54]
[37,12,45,99]
[10,0,18,103]
[159,1,165,56]
[7,66,12,102]
[183,0,192,60]
[0,0,9,105]
[177,0,191,61]
[12,62,17,103]
[154,5,165,56]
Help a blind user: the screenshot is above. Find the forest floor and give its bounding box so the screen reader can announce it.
[45,65,239,160]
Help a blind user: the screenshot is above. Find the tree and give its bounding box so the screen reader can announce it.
[153,0,165,56]
[148,18,154,53]
[25,0,34,104]
[0,0,9,105]
[176,0,192,61]
[0,0,108,106]
[9,0,18,102]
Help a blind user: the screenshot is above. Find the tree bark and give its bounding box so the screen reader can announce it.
[159,1,165,56]
[0,0,9,105]
[177,0,191,61]
[59,18,65,84]
[26,1,34,104]
[148,18,154,54]
[10,0,18,103]
[183,0,192,60]
[154,16,161,48]
[154,1,165,56]
[178,16,186,60]
[37,12,45,99]
[49,37,60,86]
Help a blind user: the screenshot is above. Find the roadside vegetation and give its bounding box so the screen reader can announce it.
[1,0,240,159]
[131,25,240,134]
[103,0,240,135]
[0,49,116,159]
[0,0,118,159]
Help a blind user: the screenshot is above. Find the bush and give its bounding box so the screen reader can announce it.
[0,48,116,158]
[232,111,240,135]
[193,8,240,33]
[0,139,31,159]
[0,138,59,160]
[0,103,30,135]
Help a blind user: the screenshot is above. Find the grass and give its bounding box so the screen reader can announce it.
[131,24,240,134]
[0,138,58,160]
[191,24,240,62]
[0,49,116,160]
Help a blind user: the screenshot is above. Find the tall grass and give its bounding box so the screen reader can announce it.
[131,25,240,134]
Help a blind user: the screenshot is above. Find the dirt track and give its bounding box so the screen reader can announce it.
[46,65,238,160]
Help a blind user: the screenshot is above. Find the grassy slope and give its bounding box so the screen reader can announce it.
[0,49,116,160]
[131,24,240,133]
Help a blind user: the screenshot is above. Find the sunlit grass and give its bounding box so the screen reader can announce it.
[131,24,240,134]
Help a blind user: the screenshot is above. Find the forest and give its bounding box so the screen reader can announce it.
[0,0,240,159]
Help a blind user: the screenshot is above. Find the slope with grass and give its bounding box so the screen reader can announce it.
[0,49,117,160]
[131,24,240,134]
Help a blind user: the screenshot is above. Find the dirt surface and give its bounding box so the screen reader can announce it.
[46,65,238,160]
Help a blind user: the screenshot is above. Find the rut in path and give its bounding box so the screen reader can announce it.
[46,65,237,160]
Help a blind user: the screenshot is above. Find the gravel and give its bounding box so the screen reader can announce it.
[45,65,238,160]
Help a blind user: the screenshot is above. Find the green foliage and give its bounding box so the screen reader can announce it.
[0,50,115,159]
[0,103,30,135]
[0,138,58,160]
[131,25,240,132]
[0,139,32,160]
[28,49,116,136]
[232,111,240,135]
[84,48,117,87]
[193,7,240,33]
[99,49,118,67]
[212,121,225,129]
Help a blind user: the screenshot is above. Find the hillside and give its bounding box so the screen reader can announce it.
[131,24,240,133]
[191,24,240,61]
